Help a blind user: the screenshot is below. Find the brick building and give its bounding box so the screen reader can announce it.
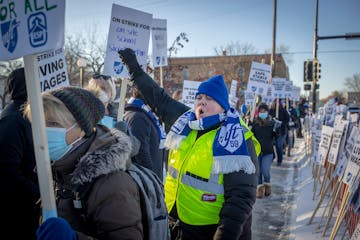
[154,53,289,98]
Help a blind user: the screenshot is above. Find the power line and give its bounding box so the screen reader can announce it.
[281,49,360,55]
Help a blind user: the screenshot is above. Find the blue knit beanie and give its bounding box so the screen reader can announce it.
[196,75,230,111]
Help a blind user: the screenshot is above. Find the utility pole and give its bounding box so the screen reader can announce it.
[311,0,360,114]
[312,0,319,114]
[270,0,277,84]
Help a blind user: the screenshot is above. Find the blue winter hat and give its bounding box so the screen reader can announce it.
[196,75,230,111]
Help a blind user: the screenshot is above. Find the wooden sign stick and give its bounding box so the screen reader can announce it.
[329,186,350,240]
[322,180,343,236]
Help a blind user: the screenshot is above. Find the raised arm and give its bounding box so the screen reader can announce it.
[118,48,189,130]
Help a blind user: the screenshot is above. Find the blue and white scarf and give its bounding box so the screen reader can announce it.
[165,108,255,174]
[127,98,167,149]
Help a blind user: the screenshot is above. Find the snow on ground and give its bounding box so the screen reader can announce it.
[252,136,351,239]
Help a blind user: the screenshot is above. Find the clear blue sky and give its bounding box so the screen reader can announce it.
[66,0,360,99]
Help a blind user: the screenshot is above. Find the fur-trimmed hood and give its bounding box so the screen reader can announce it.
[53,126,140,187]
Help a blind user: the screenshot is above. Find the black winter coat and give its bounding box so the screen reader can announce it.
[131,71,258,240]
[124,104,165,180]
[0,103,40,238]
[251,118,276,155]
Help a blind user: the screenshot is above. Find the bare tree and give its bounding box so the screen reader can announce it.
[64,25,107,86]
[213,41,257,56]
[264,44,293,66]
[0,59,24,76]
[0,59,24,108]
[344,73,360,92]
[168,32,189,57]
[320,90,346,104]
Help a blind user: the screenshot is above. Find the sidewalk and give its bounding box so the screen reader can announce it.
[252,136,349,239]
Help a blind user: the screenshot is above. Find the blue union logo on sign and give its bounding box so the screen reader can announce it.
[114,61,124,75]
[1,19,20,53]
[28,12,48,47]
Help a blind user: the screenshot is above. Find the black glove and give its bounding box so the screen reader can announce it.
[118,48,143,80]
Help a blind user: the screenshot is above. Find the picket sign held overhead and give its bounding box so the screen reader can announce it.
[103,4,152,120]
[37,47,70,92]
[284,80,293,99]
[246,61,271,96]
[103,4,152,78]
[244,91,255,106]
[262,85,274,105]
[292,85,301,102]
[151,18,167,68]
[151,18,167,88]
[229,80,238,108]
[0,0,66,221]
[0,1,65,61]
[181,80,201,108]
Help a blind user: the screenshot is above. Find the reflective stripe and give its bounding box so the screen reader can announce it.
[181,173,224,195]
[240,120,252,140]
[168,165,179,179]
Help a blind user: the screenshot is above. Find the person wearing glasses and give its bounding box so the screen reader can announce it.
[86,73,118,128]
[119,48,260,240]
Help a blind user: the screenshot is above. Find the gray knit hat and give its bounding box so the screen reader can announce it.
[51,87,105,136]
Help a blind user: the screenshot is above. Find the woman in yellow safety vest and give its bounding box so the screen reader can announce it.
[119,48,260,240]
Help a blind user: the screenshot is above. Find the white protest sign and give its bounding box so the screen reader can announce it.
[335,126,360,181]
[151,18,167,67]
[262,85,274,105]
[334,154,348,181]
[292,86,301,101]
[317,125,334,166]
[229,79,238,97]
[312,129,322,164]
[284,80,293,99]
[229,80,238,108]
[37,48,69,92]
[0,0,65,61]
[181,80,201,108]
[103,4,152,77]
[328,120,347,165]
[272,78,286,99]
[246,61,271,96]
[245,91,255,106]
[346,127,360,158]
[342,135,360,188]
[324,101,336,126]
[351,224,360,240]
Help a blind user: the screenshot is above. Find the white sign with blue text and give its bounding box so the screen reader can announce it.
[0,0,65,61]
[246,61,271,96]
[181,80,201,108]
[271,78,286,99]
[103,4,152,77]
[151,18,167,67]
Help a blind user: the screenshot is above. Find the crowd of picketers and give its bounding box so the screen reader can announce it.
[0,47,311,240]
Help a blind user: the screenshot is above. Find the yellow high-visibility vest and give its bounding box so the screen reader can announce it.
[165,119,259,225]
